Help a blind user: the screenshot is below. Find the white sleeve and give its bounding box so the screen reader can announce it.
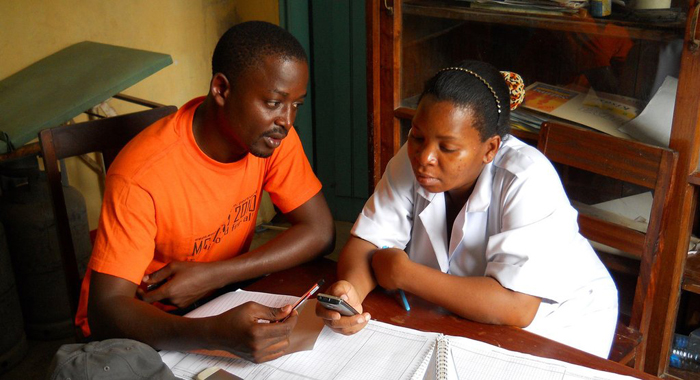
[484,152,602,303]
[351,145,415,250]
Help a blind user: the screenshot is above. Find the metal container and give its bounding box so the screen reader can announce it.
[0,156,91,340]
[0,220,28,374]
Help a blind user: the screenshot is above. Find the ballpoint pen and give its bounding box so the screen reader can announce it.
[278,278,325,322]
[382,246,411,312]
[398,289,411,312]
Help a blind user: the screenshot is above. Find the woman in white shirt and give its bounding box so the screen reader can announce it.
[317,60,618,358]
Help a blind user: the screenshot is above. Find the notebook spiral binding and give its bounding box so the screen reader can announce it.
[436,335,450,379]
[411,339,437,379]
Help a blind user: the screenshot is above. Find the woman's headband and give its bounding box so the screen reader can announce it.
[437,67,525,112]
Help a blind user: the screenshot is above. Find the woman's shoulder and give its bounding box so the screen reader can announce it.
[493,135,555,179]
[384,144,416,183]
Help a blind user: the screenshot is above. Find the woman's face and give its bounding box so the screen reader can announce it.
[407,95,500,198]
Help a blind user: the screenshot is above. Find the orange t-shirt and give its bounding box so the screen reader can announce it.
[75,97,322,336]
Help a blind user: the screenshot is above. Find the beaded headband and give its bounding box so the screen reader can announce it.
[437,67,525,112]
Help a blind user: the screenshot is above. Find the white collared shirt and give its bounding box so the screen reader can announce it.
[352,135,618,357]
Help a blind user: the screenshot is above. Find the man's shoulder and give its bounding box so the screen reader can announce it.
[107,112,184,181]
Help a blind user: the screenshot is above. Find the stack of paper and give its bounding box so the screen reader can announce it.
[522,82,644,138]
[510,108,549,132]
[459,0,586,15]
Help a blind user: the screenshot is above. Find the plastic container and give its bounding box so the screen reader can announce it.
[670,330,700,372]
[590,0,611,17]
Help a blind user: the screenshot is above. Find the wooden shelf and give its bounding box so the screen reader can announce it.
[394,106,416,120]
[683,253,700,294]
[686,173,700,295]
[667,365,700,379]
[689,172,700,187]
[404,0,685,42]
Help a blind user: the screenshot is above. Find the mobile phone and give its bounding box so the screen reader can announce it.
[316,293,359,316]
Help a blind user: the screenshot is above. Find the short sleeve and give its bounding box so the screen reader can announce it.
[263,128,322,213]
[484,154,600,303]
[352,145,415,250]
[89,174,157,285]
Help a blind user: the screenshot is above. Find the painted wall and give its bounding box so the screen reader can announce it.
[0,0,279,229]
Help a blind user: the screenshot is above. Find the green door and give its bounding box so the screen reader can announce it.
[281,0,368,222]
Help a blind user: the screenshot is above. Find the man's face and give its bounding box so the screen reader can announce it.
[221,55,309,158]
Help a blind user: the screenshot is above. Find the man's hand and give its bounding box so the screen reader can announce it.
[315,280,370,335]
[138,261,217,308]
[371,247,411,291]
[210,302,298,363]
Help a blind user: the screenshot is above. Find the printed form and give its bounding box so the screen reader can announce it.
[160,290,439,380]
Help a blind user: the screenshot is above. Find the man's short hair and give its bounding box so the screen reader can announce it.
[212,21,308,87]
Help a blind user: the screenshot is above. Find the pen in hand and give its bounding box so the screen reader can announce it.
[278,278,325,323]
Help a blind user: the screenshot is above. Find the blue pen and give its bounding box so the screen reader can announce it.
[382,246,411,312]
[398,290,411,311]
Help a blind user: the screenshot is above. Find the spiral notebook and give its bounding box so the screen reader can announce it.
[411,334,639,380]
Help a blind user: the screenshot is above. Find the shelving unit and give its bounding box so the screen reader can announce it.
[367,0,700,376]
[403,1,685,39]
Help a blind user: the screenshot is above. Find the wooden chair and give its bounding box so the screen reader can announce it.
[537,121,677,369]
[38,106,177,319]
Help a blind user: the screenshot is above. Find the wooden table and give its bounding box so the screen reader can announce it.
[246,258,659,380]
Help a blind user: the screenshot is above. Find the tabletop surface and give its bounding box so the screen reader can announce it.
[245,258,659,380]
[0,41,172,153]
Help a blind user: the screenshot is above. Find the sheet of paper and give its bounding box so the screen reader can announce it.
[589,192,653,232]
[549,91,631,138]
[619,75,677,147]
[184,289,297,317]
[171,290,325,360]
[444,335,639,380]
[522,82,637,139]
[161,320,439,380]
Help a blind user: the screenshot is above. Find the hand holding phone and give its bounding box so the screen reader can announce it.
[317,293,360,316]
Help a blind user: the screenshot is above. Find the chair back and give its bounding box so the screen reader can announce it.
[537,121,677,367]
[38,106,177,317]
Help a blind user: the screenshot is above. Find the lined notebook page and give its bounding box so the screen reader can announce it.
[162,322,438,380]
[160,290,438,380]
[442,335,639,380]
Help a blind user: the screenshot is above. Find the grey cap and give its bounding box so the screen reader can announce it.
[47,339,176,380]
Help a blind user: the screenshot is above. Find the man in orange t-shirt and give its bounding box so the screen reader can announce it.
[80,21,334,363]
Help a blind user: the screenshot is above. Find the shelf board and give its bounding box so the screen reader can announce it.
[395,106,416,120]
[403,0,685,42]
[683,253,700,294]
[689,172,700,186]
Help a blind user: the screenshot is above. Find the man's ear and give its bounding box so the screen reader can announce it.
[483,135,501,164]
[210,73,230,107]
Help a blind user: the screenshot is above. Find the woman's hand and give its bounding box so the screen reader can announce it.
[315,280,370,335]
[371,247,411,291]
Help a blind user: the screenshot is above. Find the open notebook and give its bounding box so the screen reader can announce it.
[414,334,641,380]
[160,290,640,380]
